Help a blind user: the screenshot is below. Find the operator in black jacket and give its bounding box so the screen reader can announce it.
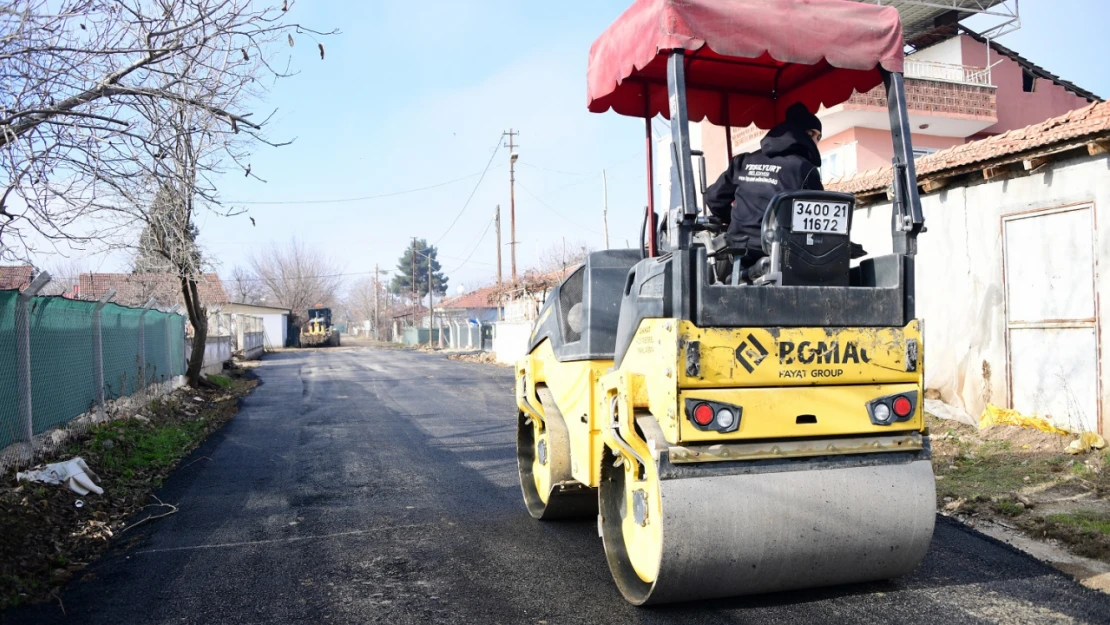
[704,102,824,275]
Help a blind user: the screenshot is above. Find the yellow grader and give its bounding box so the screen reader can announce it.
[514,0,935,605]
[300,306,340,347]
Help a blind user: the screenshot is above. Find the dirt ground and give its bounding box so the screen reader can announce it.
[0,368,257,611]
[929,413,1110,565]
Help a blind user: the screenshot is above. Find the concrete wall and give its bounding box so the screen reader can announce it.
[493,321,533,365]
[241,331,264,359]
[186,334,232,376]
[851,152,1110,433]
[401,327,442,346]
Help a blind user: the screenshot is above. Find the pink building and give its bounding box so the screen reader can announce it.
[700,28,1100,183]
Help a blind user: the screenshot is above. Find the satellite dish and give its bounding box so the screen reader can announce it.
[456,286,464,294]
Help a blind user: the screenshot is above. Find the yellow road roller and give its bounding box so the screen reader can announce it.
[515,0,935,605]
[301,306,340,347]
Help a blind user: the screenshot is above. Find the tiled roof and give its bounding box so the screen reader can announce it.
[0,265,33,291]
[828,101,1110,196]
[439,284,501,310]
[77,272,228,308]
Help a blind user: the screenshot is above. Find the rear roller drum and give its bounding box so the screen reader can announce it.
[599,443,936,605]
[516,386,597,520]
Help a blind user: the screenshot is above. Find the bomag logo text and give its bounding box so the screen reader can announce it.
[778,341,870,365]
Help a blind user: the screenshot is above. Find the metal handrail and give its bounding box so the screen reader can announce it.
[904,59,992,86]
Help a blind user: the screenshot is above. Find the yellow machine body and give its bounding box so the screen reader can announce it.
[519,320,925,483]
[515,318,935,604]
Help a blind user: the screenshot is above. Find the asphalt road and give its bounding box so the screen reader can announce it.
[8,346,1110,624]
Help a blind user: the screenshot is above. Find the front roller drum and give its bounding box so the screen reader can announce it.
[600,453,936,605]
[516,387,597,520]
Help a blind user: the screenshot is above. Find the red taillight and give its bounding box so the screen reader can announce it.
[892,396,913,418]
[692,403,714,426]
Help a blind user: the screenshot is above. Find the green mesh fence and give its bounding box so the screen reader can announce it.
[0,291,19,451]
[0,289,187,452]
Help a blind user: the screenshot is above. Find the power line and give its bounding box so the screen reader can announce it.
[432,134,503,246]
[515,180,604,236]
[226,253,495,284]
[223,169,500,205]
[446,210,497,274]
[518,161,587,176]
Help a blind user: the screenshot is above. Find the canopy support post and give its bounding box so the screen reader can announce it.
[881,69,926,258]
[722,93,733,162]
[644,88,656,258]
[666,50,696,251]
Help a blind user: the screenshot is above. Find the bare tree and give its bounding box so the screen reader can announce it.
[0,1,333,385]
[249,238,342,322]
[0,0,333,257]
[228,265,262,305]
[536,239,590,274]
[40,256,90,296]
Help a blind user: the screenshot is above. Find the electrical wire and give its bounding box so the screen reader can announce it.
[515,180,605,236]
[226,253,495,284]
[517,161,587,176]
[223,168,500,205]
[432,135,503,246]
[445,211,497,274]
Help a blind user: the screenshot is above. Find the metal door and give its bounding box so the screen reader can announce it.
[1003,205,1099,433]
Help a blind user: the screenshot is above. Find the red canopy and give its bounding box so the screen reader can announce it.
[587,0,905,129]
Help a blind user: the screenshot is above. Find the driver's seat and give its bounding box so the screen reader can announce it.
[758,190,857,287]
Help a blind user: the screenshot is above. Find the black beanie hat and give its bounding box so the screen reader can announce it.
[785,102,822,133]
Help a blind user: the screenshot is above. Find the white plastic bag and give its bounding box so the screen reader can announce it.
[16,457,104,496]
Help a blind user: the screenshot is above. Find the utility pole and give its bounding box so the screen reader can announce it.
[373,263,380,341]
[495,204,503,286]
[503,129,519,281]
[602,168,610,249]
[411,236,417,326]
[427,255,434,345]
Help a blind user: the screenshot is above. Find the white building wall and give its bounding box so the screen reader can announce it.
[851,153,1110,432]
[493,321,534,365]
[261,312,288,349]
[908,37,965,65]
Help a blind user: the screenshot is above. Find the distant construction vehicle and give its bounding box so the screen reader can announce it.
[300,306,340,347]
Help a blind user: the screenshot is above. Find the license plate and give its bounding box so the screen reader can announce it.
[791,200,849,235]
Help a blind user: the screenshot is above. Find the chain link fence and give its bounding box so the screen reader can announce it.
[0,287,186,468]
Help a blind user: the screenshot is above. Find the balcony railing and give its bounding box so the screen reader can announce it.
[904,59,992,86]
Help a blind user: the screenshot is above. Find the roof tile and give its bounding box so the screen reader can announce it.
[0,265,33,291]
[828,101,1110,195]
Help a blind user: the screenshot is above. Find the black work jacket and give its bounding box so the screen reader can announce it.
[705,123,824,241]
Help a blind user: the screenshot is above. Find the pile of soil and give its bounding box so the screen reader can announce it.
[930,415,1071,454]
[447,352,505,366]
[928,414,1110,566]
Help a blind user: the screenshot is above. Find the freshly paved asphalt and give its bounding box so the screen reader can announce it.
[8,345,1110,624]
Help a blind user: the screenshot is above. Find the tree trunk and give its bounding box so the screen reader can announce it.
[180,273,208,387]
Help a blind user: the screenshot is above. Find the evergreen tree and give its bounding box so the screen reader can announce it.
[133,185,200,275]
[390,239,448,298]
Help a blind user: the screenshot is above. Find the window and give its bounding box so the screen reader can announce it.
[1022,68,1037,93]
[912,147,937,159]
[820,143,858,182]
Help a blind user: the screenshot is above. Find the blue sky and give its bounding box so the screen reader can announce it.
[181,0,1110,292]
